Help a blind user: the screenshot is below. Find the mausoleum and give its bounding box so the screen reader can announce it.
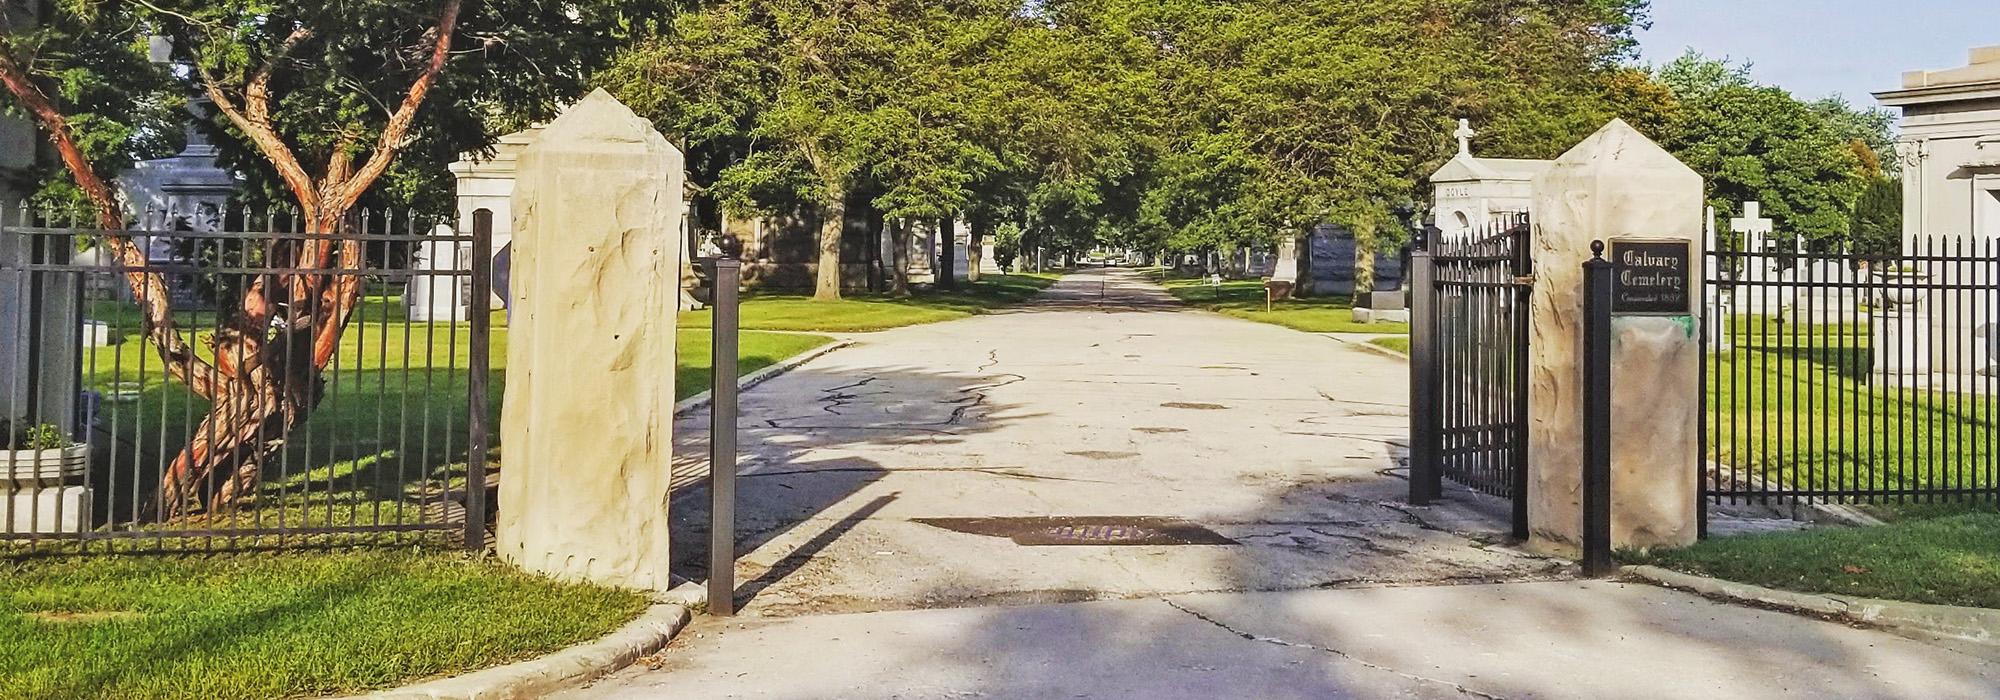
[1876,46,2000,241]
[1875,46,2000,380]
[1429,119,1551,238]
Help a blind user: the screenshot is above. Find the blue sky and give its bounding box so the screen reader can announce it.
[1637,1,1995,106]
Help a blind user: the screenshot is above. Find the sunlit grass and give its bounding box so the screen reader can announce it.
[1632,512,2000,609]
[1162,278,1409,334]
[0,551,650,700]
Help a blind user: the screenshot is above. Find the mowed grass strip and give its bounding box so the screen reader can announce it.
[677,273,1059,333]
[677,329,835,397]
[1161,278,1409,334]
[0,551,650,700]
[1368,336,1410,355]
[1632,512,2000,609]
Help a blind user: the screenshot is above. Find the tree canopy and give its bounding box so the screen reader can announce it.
[9,0,1905,288]
[1651,51,1892,251]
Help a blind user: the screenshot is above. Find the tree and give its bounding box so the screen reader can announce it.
[0,0,662,520]
[606,0,1025,300]
[1850,177,1902,257]
[1654,52,1867,251]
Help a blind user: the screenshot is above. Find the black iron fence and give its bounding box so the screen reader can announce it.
[1702,235,2000,524]
[1409,214,1531,538]
[0,205,492,552]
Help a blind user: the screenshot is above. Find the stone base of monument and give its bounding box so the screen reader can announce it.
[1871,310,1932,380]
[1351,308,1411,324]
[1351,290,1411,324]
[2,445,92,534]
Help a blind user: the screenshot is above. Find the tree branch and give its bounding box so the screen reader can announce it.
[328,0,463,213]
[194,23,319,213]
[0,45,221,399]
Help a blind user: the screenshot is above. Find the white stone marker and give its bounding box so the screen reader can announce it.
[1729,201,1790,317]
[499,90,683,591]
[1528,120,1702,555]
[1703,206,1731,352]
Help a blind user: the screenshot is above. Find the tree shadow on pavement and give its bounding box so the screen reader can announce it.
[666,362,1038,611]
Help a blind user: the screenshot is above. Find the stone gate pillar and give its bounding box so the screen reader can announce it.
[1528,120,1703,555]
[499,89,684,590]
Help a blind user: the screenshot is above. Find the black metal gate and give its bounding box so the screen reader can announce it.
[0,204,493,554]
[1409,215,1532,538]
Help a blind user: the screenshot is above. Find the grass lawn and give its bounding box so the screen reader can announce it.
[1630,512,2000,609]
[1368,336,1410,355]
[1705,314,1995,507]
[0,551,650,700]
[676,273,1058,332]
[1161,278,1409,334]
[66,297,832,540]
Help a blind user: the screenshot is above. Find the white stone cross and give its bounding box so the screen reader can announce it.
[1455,119,1476,156]
[1730,201,1774,238]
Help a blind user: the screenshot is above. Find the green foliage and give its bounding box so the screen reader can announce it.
[1850,177,1902,256]
[603,0,1016,221]
[3,422,74,450]
[0,2,181,207]
[1055,0,1649,256]
[601,0,1650,265]
[153,0,671,212]
[3,0,673,215]
[1653,52,1885,251]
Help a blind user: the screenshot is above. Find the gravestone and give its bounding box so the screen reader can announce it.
[1527,119,1702,554]
[1878,47,2000,379]
[1306,224,1356,295]
[406,225,466,322]
[1728,202,1793,318]
[498,90,682,591]
[1702,206,1732,352]
[435,126,542,321]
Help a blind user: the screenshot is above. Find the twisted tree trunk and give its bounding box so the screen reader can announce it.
[1,0,459,521]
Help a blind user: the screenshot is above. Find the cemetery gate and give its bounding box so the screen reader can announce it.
[0,204,495,553]
[1700,231,2000,533]
[1408,214,1532,539]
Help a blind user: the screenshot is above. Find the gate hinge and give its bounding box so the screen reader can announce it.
[1514,275,1536,287]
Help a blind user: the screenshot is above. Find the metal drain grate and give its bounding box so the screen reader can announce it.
[915,516,1237,546]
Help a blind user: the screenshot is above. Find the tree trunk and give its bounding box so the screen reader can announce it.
[154,217,368,520]
[814,195,845,301]
[1352,221,1378,308]
[867,205,885,293]
[937,217,959,290]
[889,218,911,296]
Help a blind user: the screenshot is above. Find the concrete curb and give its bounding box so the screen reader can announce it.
[1625,565,2000,647]
[1345,339,1409,362]
[673,338,856,417]
[1315,333,1409,362]
[357,603,690,700]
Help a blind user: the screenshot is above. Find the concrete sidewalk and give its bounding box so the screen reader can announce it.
[560,580,2000,699]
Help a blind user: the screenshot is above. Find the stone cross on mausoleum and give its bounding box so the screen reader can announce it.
[1455,119,1476,156]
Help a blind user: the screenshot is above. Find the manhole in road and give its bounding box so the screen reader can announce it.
[915,516,1238,546]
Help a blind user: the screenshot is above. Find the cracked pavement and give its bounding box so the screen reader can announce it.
[564,269,2000,699]
[663,268,1557,617]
